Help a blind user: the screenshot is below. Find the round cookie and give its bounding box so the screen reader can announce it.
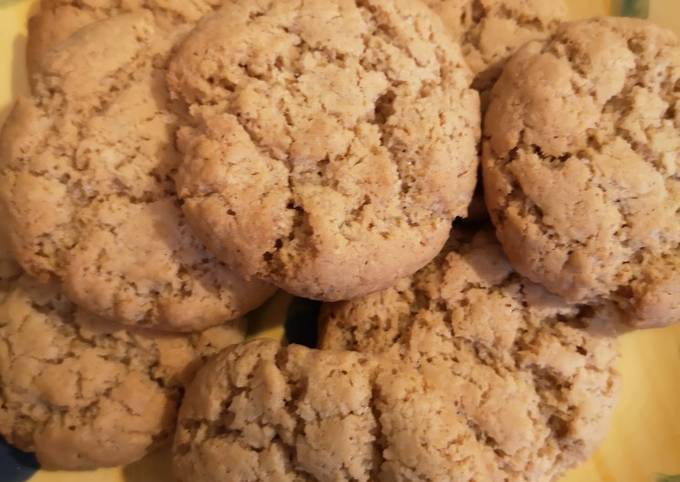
[0,14,275,331]
[0,274,245,470]
[27,0,223,79]
[320,228,620,482]
[174,339,504,482]
[483,17,680,328]
[167,0,481,301]
[422,0,566,93]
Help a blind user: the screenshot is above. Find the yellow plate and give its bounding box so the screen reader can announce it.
[0,1,679,481]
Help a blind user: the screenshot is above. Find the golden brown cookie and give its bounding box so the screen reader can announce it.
[173,339,504,482]
[0,274,245,470]
[0,14,275,331]
[26,0,223,80]
[483,17,680,328]
[167,0,481,301]
[423,0,566,95]
[320,228,620,482]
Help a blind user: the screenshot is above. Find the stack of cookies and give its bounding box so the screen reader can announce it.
[0,0,677,480]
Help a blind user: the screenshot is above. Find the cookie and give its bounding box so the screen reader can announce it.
[166,0,480,301]
[0,14,275,331]
[320,228,620,482]
[26,0,222,79]
[0,274,245,470]
[483,17,680,328]
[422,0,566,94]
[173,339,508,482]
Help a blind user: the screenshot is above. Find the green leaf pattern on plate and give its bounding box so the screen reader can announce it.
[658,476,680,482]
[613,0,650,18]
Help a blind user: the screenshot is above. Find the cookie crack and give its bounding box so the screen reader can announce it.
[368,382,387,480]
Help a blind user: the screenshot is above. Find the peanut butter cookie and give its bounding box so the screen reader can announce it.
[167,0,480,301]
[483,17,680,328]
[174,339,504,482]
[0,274,245,470]
[423,0,567,95]
[321,228,620,482]
[26,0,223,79]
[0,14,275,331]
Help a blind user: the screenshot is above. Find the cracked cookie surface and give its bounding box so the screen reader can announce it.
[320,228,620,482]
[174,339,505,482]
[483,17,680,328]
[0,14,275,330]
[422,0,566,95]
[167,0,481,301]
[0,274,246,470]
[26,0,223,79]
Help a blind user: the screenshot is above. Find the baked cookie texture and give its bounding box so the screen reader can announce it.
[422,0,566,93]
[167,0,481,301]
[320,228,620,482]
[483,17,680,328]
[0,14,275,331]
[26,0,223,79]
[174,339,504,482]
[0,274,246,470]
